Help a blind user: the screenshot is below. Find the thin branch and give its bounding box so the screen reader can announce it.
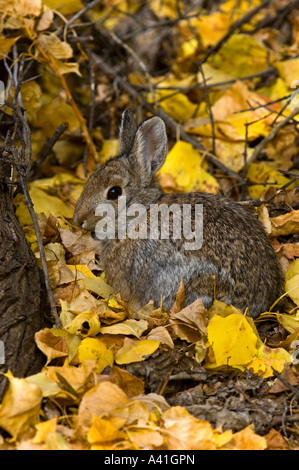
[247,106,299,166]
[65,0,103,28]
[201,0,271,62]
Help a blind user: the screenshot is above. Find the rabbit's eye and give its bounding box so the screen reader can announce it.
[107,186,122,200]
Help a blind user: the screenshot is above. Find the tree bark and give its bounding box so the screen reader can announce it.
[0,160,47,400]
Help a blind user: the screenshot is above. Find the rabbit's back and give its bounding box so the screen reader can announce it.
[102,192,284,318]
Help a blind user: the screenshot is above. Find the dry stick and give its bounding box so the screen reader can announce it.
[18,169,61,328]
[93,54,244,183]
[108,31,158,106]
[247,106,299,166]
[31,122,69,173]
[198,63,216,155]
[82,45,96,176]
[6,62,61,327]
[249,0,299,33]
[65,0,103,28]
[201,0,271,63]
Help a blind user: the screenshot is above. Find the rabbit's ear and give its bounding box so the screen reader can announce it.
[119,109,137,154]
[130,116,167,183]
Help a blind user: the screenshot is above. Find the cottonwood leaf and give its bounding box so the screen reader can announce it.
[248,344,291,378]
[115,339,160,365]
[207,314,258,369]
[0,372,42,438]
[77,338,113,373]
[35,328,68,365]
[65,310,102,337]
[100,319,148,338]
[285,259,299,306]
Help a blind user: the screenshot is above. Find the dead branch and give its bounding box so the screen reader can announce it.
[247,106,299,167]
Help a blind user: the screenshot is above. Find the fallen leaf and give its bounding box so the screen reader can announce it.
[100,319,148,338]
[35,328,68,365]
[115,338,160,365]
[206,313,258,370]
[0,372,42,438]
[76,382,129,438]
[77,338,114,373]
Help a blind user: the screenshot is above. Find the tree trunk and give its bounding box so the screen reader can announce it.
[0,161,47,400]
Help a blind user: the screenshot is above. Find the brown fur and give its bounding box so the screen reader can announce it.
[74,110,284,318]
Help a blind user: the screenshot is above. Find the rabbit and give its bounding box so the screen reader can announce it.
[73,109,284,318]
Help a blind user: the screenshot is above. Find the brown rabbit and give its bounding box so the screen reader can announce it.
[73,109,284,318]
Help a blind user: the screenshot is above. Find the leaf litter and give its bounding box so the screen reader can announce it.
[1,0,299,451]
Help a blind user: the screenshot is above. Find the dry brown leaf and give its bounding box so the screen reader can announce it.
[76,382,129,438]
[170,298,208,342]
[270,210,299,237]
[35,328,68,365]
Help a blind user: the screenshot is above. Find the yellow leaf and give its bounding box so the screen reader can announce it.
[0,36,20,57]
[1,0,42,16]
[229,425,267,450]
[211,34,271,78]
[275,313,299,334]
[275,58,299,87]
[68,287,127,323]
[35,328,68,365]
[153,90,197,122]
[214,140,251,173]
[150,0,178,19]
[248,343,291,379]
[67,264,96,279]
[270,211,299,237]
[98,139,120,164]
[37,5,53,31]
[37,96,80,137]
[77,277,114,299]
[128,428,164,449]
[247,163,291,199]
[42,0,83,15]
[43,362,97,395]
[33,418,57,444]
[207,314,258,369]
[15,186,74,225]
[77,337,113,373]
[44,432,71,450]
[100,319,148,338]
[38,33,73,59]
[87,415,126,444]
[65,310,102,337]
[285,259,299,306]
[48,54,81,76]
[162,406,217,450]
[26,372,61,398]
[77,382,129,438]
[0,372,42,438]
[146,326,174,348]
[115,339,160,365]
[197,11,232,47]
[159,140,218,193]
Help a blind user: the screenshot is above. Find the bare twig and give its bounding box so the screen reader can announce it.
[198,64,216,155]
[30,122,69,176]
[201,0,271,62]
[65,0,103,28]
[5,55,61,328]
[247,106,299,166]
